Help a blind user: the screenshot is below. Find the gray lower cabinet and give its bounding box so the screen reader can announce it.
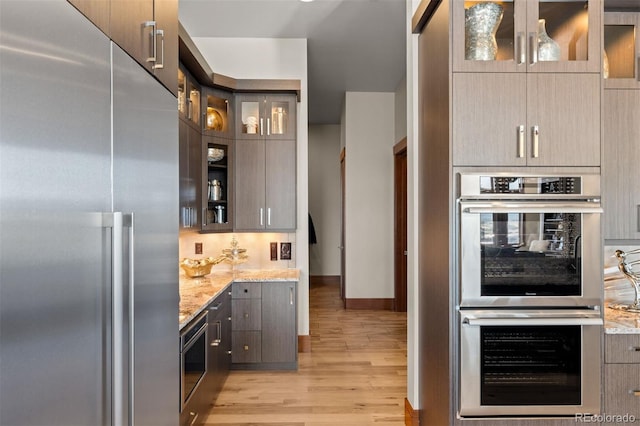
[231,281,297,369]
[179,288,232,426]
[603,89,640,240]
[603,334,640,420]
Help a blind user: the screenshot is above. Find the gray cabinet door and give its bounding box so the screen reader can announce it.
[152,0,178,95]
[603,90,640,240]
[178,119,201,230]
[526,73,600,166]
[234,139,266,230]
[231,299,262,331]
[452,73,527,166]
[604,364,640,419]
[266,139,297,230]
[261,282,297,363]
[110,0,153,71]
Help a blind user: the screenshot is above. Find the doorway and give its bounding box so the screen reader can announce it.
[393,139,407,312]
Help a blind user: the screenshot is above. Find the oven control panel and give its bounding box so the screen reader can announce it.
[480,176,579,194]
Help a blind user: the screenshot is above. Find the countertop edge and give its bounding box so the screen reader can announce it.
[604,306,640,334]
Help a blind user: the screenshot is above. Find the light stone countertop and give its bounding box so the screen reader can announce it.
[179,269,300,330]
[604,306,640,334]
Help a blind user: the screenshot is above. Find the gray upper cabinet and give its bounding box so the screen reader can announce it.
[235,93,297,231]
[603,89,640,240]
[67,0,177,95]
[110,0,177,95]
[453,0,602,74]
[203,87,234,139]
[604,12,640,89]
[453,72,600,166]
[236,94,297,140]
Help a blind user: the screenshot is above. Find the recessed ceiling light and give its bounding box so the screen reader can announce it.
[300,0,314,2]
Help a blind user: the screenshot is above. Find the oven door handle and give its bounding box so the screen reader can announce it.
[461,202,602,214]
[463,317,603,327]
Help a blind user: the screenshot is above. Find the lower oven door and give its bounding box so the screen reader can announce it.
[459,310,602,417]
[459,200,602,307]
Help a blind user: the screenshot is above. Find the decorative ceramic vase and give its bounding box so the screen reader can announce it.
[537,19,560,61]
[465,2,504,61]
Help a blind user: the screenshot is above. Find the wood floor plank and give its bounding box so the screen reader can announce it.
[202,281,407,426]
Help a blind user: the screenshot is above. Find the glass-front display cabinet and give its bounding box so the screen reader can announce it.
[604,12,640,88]
[203,88,234,138]
[453,0,601,73]
[202,136,233,232]
[178,65,201,127]
[235,94,296,140]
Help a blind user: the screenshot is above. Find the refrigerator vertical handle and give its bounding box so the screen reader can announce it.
[124,213,135,426]
[111,212,126,426]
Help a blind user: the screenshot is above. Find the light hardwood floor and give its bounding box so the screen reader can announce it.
[203,280,408,425]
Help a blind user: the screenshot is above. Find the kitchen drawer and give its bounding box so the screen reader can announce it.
[605,334,640,364]
[231,299,261,331]
[232,281,261,299]
[604,364,640,419]
[232,331,261,363]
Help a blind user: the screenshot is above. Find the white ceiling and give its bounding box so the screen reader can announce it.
[179,0,407,124]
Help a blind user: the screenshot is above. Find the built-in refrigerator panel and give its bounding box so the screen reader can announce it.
[0,1,112,425]
[1,1,179,425]
[112,45,179,425]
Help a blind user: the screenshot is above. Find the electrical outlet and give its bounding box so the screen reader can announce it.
[280,242,292,260]
[195,242,203,255]
[270,242,278,261]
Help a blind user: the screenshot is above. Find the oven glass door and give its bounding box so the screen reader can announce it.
[459,311,602,417]
[181,320,207,409]
[481,325,581,406]
[459,202,602,306]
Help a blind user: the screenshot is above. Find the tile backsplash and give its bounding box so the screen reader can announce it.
[604,245,639,304]
[179,232,297,271]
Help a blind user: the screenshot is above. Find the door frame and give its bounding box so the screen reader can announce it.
[340,147,346,308]
[393,138,407,312]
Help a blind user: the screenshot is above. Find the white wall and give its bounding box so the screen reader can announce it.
[308,125,341,276]
[191,37,310,337]
[343,92,395,299]
[395,76,408,143]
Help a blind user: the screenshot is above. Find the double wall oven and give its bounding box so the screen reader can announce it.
[457,173,603,418]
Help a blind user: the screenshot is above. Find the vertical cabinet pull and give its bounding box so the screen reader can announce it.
[260,118,264,136]
[143,21,157,63]
[517,125,525,158]
[529,32,538,65]
[517,32,526,65]
[289,287,294,305]
[532,125,539,158]
[267,208,271,227]
[260,208,264,226]
[267,118,271,136]
[153,29,164,70]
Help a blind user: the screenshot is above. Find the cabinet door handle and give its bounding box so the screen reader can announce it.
[202,207,207,226]
[517,125,525,158]
[529,32,538,65]
[188,412,199,426]
[267,118,271,136]
[532,125,539,158]
[143,21,157,63]
[289,287,294,305]
[267,207,271,226]
[260,118,264,136]
[152,29,164,70]
[517,32,526,65]
[260,208,264,226]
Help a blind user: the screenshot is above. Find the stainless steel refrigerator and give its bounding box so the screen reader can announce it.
[0,1,179,425]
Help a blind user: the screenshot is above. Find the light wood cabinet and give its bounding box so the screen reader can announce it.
[602,89,640,240]
[452,0,602,73]
[453,72,600,166]
[603,334,640,420]
[231,281,297,369]
[604,12,640,89]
